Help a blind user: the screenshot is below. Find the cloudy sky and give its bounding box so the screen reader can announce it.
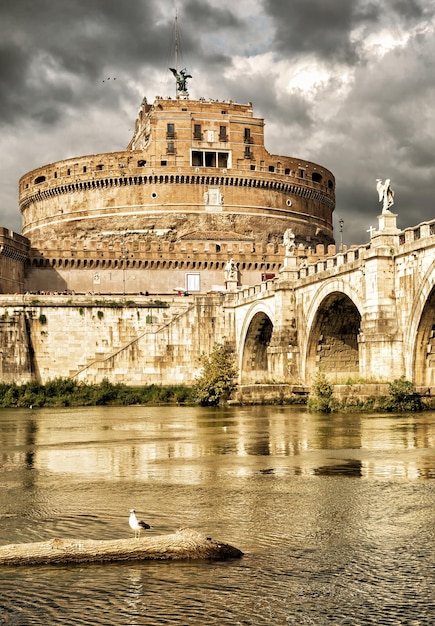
[1,0,434,246]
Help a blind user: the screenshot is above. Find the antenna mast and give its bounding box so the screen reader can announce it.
[174,10,179,97]
[168,9,192,100]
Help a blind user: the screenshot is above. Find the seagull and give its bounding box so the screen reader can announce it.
[129,509,151,539]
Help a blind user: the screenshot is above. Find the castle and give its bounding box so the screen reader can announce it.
[1,88,335,296]
[1,91,434,394]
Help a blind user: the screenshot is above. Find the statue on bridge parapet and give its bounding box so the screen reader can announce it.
[376,178,395,214]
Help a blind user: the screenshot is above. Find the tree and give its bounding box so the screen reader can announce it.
[195,344,238,406]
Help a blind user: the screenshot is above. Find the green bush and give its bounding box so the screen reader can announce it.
[194,344,238,406]
[307,372,337,413]
[383,376,422,412]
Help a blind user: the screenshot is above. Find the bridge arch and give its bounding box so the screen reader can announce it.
[406,260,435,386]
[300,281,363,383]
[238,302,274,384]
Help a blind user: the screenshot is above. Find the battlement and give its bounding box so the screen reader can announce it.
[0,228,30,261]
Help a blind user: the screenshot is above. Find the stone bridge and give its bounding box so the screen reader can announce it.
[233,212,435,388]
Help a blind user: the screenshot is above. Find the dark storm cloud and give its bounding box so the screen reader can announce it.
[263,0,374,63]
[263,0,431,64]
[183,0,242,30]
[0,0,171,127]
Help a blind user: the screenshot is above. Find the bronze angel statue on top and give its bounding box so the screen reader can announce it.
[169,68,192,94]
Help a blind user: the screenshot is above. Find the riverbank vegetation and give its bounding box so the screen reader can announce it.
[0,378,195,408]
[0,373,431,411]
[308,374,426,413]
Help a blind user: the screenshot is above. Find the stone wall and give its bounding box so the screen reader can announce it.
[0,294,229,385]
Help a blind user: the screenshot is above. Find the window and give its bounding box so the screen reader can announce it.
[138,159,146,167]
[219,126,228,141]
[191,150,230,168]
[244,128,252,143]
[167,141,175,154]
[312,172,323,183]
[217,152,228,168]
[160,160,167,166]
[205,152,216,167]
[167,123,175,138]
[299,168,304,178]
[83,166,87,173]
[268,165,275,172]
[186,273,200,292]
[96,164,104,171]
[193,124,202,139]
[34,175,46,184]
[192,151,203,167]
[244,146,252,158]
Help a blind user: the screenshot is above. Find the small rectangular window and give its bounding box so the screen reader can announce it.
[268,165,275,172]
[193,124,202,139]
[161,160,167,166]
[244,146,252,158]
[299,168,304,178]
[83,166,87,173]
[167,141,175,154]
[186,273,200,292]
[219,126,228,141]
[167,123,175,138]
[244,128,251,143]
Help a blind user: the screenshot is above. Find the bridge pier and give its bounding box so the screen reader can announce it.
[359,213,404,379]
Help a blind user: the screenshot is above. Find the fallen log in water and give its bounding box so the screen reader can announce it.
[0,528,243,566]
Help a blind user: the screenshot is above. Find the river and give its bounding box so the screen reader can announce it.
[0,405,434,625]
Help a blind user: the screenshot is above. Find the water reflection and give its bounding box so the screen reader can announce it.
[0,406,434,625]
[1,407,434,482]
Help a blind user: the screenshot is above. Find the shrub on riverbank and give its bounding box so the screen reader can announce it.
[308,374,424,413]
[307,372,338,413]
[194,344,238,406]
[0,378,195,408]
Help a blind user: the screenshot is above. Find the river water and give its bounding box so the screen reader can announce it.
[0,405,434,625]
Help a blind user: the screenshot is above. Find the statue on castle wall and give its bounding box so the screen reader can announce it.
[376,178,395,214]
[283,228,296,256]
[224,258,238,282]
